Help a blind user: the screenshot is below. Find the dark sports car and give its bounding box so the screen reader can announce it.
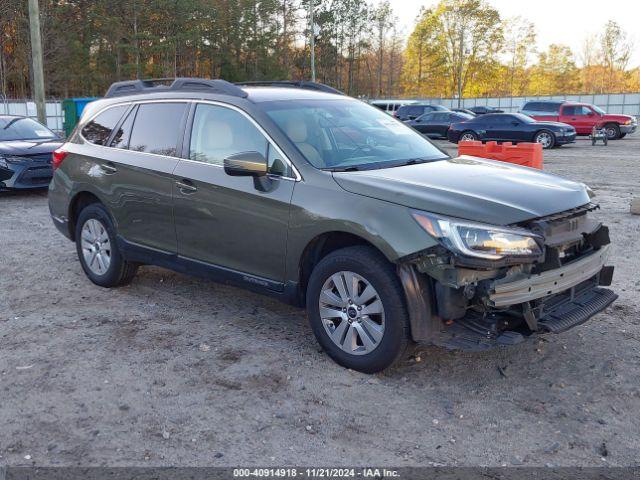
[405,111,474,138]
[447,113,577,149]
[0,116,63,190]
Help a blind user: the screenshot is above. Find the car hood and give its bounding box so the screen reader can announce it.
[0,139,63,156]
[603,113,635,122]
[332,156,591,225]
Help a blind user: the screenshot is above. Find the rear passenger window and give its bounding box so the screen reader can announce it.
[128,103,187,156]
[81,105,128,145]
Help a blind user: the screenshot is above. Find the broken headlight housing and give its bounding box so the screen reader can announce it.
[412,211,543,261]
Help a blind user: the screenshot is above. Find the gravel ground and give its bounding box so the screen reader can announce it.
[1,135,639,468]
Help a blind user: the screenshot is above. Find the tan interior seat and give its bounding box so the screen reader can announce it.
[284,118,323,166]
[196,118,236,164]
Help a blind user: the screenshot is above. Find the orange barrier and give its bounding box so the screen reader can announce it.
[458,141,543,170]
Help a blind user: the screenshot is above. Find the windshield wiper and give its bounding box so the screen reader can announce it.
[329,165,361,172]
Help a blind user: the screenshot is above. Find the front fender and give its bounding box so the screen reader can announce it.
[285,181,438,282]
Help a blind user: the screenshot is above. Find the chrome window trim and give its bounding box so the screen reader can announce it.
[78,98,302,182]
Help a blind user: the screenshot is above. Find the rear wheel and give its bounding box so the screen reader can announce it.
[459,131,478,142]
[604,123,620,140]
[75,203,138,288]
[306,246,410,373]
[534,130,556,149]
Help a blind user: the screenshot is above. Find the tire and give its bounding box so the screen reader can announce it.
[306,246,410,373]
[534,130,555,149]
[459,130,478,142]
[75,203,138,288]
[604,123,620,140]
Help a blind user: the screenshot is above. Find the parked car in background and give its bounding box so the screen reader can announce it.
[370,99,416,116]
[395,103,449,121]
[0,115,63,190]
[405,111,474,138]
[451,108,476,116]
[520,101,637,140]
[468,106,503,115]
[49,78,616,373]
[447,113,576,149]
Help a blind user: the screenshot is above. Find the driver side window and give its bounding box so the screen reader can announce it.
[189,104,291,177]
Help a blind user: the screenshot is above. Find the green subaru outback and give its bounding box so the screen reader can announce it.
[48,78,617,373]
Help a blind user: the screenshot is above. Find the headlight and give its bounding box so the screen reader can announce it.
[412,211,543,260]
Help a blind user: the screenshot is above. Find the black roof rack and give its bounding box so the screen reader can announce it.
[104,78,248,99]
[235,80,343,95]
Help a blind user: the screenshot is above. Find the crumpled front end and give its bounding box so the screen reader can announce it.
[399,203,617,351]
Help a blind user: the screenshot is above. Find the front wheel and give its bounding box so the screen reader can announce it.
[534,130,556,149]
[306,246,410,373]
[604,123,620,140]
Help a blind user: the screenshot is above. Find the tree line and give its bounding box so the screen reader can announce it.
[1,0,638,100]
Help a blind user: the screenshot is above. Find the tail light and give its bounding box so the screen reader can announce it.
[52,148,68,170]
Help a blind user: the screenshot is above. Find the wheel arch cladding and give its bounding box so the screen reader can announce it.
[68,191,104,240]
[297,231,386,305]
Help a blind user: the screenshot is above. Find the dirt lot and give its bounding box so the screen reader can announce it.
[1,135,639,467]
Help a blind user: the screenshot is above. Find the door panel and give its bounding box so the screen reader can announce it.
[173,162,294,281]
[173,102,295,283]
[560,105,598,134]
[108,102,188,252]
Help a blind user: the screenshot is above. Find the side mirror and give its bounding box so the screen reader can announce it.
[224,151,267,177]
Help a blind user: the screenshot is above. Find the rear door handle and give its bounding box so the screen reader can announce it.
[100,163,117,174]
[176,180,198,194]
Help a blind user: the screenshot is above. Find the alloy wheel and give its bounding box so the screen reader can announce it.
[535,132,553,148]
[460,133,476,142]
[80,218,112,275]
[318,271,385,355]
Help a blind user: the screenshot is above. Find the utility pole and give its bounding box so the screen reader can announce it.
[457,25,464,109]
[28,0,46,124]
[309,0,316,82]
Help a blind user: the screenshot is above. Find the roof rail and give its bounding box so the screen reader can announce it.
[235,80,343,95]
[104,78,248,99]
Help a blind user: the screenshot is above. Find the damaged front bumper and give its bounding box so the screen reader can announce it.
[399,205,617,351]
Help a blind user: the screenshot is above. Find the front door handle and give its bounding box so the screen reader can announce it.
[176,180,198,194]
[100,163,117,174]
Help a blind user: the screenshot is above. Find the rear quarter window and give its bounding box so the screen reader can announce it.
[81,105,128,145]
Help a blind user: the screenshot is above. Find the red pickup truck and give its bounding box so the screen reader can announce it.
[520,101,637,140]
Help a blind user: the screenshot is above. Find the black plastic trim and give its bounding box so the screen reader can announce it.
[117,236,303,305]
[105,78,249,99]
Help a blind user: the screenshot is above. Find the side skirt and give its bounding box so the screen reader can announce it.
[117,236,301,306]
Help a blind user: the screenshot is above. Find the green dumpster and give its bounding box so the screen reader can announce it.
[62,97,99,137]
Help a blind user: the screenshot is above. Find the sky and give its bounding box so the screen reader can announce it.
[374,0,640,67]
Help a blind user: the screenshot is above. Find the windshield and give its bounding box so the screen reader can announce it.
[592,105,606,115]
[263,99,449,170]
[0,117,56,141]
